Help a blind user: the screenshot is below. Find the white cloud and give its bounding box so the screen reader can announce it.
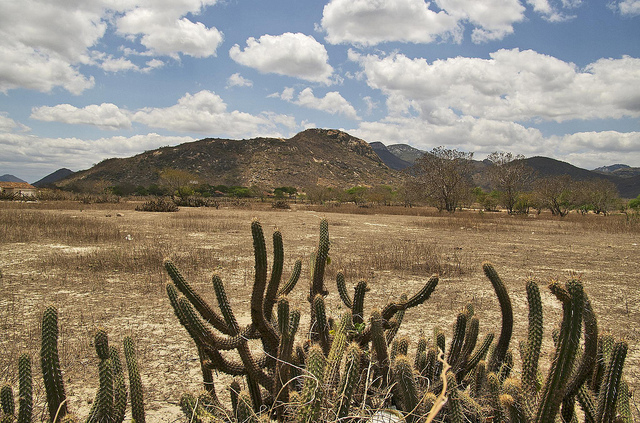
[100,57,140,73]
[117,11,223,58]
[31,103,133,130]
[350,49,640,123]
[0,113,30,133]
[132,90,298,137]
[321,0,461,45]
[229,33,334,84]
[613,0,640,15]
[0,0,221,94]
[277,88,359,119]
[227,73,253,88]
[0,131,196,179]
[527,0,578,22]
[436,0,526,42]
[321,0,527,45]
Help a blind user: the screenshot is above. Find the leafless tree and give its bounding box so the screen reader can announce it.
[486,152,534,214]
[412,146,474,212]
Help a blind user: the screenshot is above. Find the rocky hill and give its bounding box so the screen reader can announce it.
[56,129,400,190]
[369,142,412,170]
[33,168,75,187]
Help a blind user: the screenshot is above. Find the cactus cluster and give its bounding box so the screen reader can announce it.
[2,306,145,423]
[164,218,632,422]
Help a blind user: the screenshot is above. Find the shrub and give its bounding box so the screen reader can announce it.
[135,197,178,212]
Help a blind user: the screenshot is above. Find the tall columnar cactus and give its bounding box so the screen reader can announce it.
[482,262,513,374]
[123,336,145,423]
[393,356,419,422]
[41,306,68,423]
[522,280,543,394]
[535,280,584,423]
[334,343,362,420]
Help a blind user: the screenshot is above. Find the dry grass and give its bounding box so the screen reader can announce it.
[1,200,639,421]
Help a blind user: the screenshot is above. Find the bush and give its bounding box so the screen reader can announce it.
[271,200,290,209]
[173,196,219,208]
[135,197,179,212]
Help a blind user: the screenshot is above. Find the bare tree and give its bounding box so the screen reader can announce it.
[486,152,534,214]
[412,146,474,212]
[573,179,619,215]
[533,175,573,216]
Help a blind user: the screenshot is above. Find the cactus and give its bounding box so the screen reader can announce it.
[595,340,628,423]
[297,345,325,423]
[522,280,543,394]
[41,306,68,423]
[124,336,145,423]
[17,354,32,423]
[334,343,362,419]
[482,263,513,374]
[535,280,584,423]
[393,356,419,422]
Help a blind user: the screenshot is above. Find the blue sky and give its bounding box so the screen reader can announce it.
[1,0,639,183]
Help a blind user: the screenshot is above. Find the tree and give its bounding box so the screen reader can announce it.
[159,168,199,200]
[486,152,534,214]
[532,175,573,216]
[412,147,474,212]
[573,179,619,215]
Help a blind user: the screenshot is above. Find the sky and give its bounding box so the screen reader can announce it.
[1,0,639,183]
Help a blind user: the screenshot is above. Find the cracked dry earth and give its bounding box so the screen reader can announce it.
[1,202,639,421]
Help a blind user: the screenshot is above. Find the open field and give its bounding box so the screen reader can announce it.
[1,200,639,421]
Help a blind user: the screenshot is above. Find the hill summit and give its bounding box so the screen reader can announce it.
[56,129,399,189]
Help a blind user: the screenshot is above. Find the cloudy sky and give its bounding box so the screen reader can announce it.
[1,0,639,183]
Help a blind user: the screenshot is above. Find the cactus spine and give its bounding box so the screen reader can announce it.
[334,343,362,419]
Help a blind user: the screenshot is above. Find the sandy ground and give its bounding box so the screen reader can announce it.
[1,203,638,421]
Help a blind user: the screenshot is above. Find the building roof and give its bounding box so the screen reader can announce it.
[0,182,36,189]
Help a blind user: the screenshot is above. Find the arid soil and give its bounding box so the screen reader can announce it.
[1,202,639,421]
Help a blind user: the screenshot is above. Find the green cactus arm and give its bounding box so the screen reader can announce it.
[352,280,369,326]
[615,379,633,423]
[334,342,362,420]
[454,316,478,378]
[312,294,331,356]
[577,383,597,423]
[446,313,467,371]
[380,275,438,321]
[482,263,513,374]
[462,332,494,380]
[110,346,128,423]
[264,229,285,321]
[123,336,145,423]
[414,337,428,370]
[370,310,391,388]
[565,293,599,400]
[470,360,487,398]
[522,280,543,394]
[446,372,465,423]
[297,345,326,423]
[421,348,437,384]
[17,353,32,423]
[274,298,297,418]
[309,218,330,302]
[534,280,584,423]
[196,345,218,401]
[324,311,352,395]
[277,258,302,297]
[250,219,280,360]
[487,372,507,423]
[164,260,231,335]
[391,336,409,362]
[336,272,352,309]
[386,294,408,346]
[393,356,419,423]
[502,378,531,422]
[1,385,14,417]
[41,306,68,423]
[595,340,628,423]
[91,357,114,423]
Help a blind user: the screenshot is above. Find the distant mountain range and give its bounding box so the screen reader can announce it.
[5,129,639,198]
[32,168,75,187]
[0,174,27,183]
